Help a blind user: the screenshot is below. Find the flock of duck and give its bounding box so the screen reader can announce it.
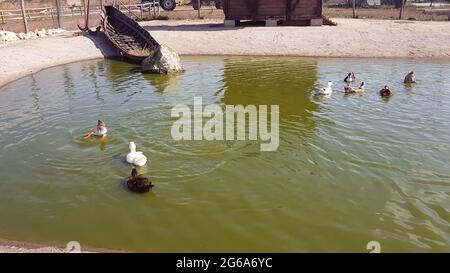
[84,120,153,193]
[315,71,416,97]
[82,71,417,193]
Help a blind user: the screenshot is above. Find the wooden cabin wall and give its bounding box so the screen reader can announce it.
[224,0,252,20]
[258,0,287,19]
[223,0,322,22]
[289,0,322,20]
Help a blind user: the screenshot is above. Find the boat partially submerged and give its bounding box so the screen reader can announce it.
[101,5,160,63]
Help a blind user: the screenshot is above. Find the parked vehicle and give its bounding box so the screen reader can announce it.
[141,0,177,11]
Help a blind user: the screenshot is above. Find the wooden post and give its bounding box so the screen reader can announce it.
[19,0,29,33]
[81,0,85,18]
[352,0,356,18]
[197,0,201,19]
[1,11,4,25]
[399,0,405,20]
[148,3,151,19]
[129,0,131,16]
[55,0,62,28]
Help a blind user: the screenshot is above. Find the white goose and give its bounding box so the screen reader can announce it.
[126,142,147,167]
[316,81,333,96]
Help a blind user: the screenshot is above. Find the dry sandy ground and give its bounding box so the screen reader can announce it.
[1,18,450,88]
[143,18,450,57]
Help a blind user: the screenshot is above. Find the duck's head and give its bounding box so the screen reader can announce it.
[360,81,366,88]
[408,71,414,76]
[129,142,136,153]
[97,120,106,129]
[131,167,138,177]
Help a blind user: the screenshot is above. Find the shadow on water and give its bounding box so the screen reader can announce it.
[30,75,43,119]
[221,57,320,138]
[142,72,184,93]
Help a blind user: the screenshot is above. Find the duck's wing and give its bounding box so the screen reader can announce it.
[137,175,149,182]
[126,153,136,164]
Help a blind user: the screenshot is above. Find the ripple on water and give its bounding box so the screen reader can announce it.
[0,57,450,251]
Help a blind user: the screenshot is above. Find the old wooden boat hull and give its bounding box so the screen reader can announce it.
[101,5,160,63]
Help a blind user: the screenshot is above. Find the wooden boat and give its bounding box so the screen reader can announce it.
[101,5,160,63]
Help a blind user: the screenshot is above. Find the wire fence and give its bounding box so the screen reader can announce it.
[0,0,163,33]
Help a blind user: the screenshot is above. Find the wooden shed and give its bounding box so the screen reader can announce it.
[223,0,323,26]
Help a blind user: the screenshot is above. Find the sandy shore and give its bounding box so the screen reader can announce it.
[1,18,450,88]
[0,238,120,253]
[0,238,83,253]
[144,18,450,57]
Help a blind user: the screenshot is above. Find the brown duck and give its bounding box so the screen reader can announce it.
[404,71,416,84]
[379,85,393,97]
[127,168,154,193]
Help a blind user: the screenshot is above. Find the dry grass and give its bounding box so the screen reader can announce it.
[324,5,450,21]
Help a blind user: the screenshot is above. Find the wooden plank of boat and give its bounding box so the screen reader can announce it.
[101,5,160,63]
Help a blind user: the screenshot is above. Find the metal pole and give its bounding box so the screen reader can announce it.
[399,0,405,20]
[153,0,156,18]
[55,0,62,28]
[197,0,201,19]
[19,0,29,33]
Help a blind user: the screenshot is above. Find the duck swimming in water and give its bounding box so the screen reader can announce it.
[84,120,107,138]
[127,168,154,193]
[316,81,333,96]
[344,81,366,94]
[380,85,393,97]
[404,71,416,84]
[126,142,148,167]
[344,72,356,83]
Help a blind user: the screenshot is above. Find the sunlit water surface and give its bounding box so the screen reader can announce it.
[0,57,449,252]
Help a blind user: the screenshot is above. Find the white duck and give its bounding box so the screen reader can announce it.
[316,81,333,96]
[126,142,147,167]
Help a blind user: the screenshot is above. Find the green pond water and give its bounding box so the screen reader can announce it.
[0,56,449,252]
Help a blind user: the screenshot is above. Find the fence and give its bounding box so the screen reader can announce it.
[0,0,161,33]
